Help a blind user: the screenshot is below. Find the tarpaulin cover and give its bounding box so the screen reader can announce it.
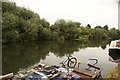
[52,72,82,80]
[26,67,82,80]
[26,72,82,80]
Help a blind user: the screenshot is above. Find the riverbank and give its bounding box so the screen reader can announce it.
[107,66,118,78]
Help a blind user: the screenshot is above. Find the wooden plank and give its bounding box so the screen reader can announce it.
[31,70,48,78]
[87,64,101,70]
[73,67,95,77]
[73,72,92,78]
[92,69,102,78]
[50,71,62,79]
[0,73,14,80]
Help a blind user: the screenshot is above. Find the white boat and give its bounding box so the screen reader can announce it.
[109,40,120,50]
[108,40,120,60]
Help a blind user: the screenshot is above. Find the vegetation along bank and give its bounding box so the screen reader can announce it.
[2,1,120,43]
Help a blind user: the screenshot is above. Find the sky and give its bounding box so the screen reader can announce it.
[9,0,118,29]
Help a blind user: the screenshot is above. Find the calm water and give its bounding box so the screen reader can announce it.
[2,40,117,77]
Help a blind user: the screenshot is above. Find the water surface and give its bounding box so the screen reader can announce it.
[2,40,117,77]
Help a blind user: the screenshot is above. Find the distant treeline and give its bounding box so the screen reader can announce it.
[2,2,120,43]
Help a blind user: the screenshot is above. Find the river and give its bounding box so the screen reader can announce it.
[2,40,117,77]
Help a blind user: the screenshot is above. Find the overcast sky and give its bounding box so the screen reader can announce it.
[9,0,118,29]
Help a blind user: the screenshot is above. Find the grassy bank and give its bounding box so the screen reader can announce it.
[107,62,120,79]
[107,66,118,78]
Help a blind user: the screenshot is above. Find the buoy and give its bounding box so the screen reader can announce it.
[78,61,81,67]
[78,61,81,64]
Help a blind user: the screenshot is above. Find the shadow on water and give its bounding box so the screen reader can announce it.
[2,40,111,75]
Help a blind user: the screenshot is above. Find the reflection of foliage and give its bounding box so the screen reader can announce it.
[101,45,106,50]
[2,42,49,74]
[3,40,110,74]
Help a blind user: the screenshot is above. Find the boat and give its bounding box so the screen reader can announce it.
[0,61,102,80]
[108,40,120,60]
[109,40,120,53]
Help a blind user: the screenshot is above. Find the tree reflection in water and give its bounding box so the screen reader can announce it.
[2,40,110,74]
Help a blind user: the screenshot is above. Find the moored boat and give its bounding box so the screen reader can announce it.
[109,40,120,53]
[108,40,120,60]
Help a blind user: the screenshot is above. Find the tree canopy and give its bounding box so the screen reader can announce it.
[2,1,120,43]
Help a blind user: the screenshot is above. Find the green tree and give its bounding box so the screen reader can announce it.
[2,1,120,43]
[89,28,108,40]
[2,12,19,42]
[107,28,118,39]
[87,24,91,28]
[95,26,102,29]
[40,18,50,28]
[2,2,16,13]
[103,25,108,31]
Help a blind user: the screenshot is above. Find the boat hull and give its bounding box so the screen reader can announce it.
[109,49,120,60]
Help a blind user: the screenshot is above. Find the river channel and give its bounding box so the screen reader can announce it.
[2,40,118,77]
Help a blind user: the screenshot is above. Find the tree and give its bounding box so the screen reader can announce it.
[95,26,102,29]
[89,28,108,40]
[2,1,43,42]
[103,25,108,31]
[107,28,118,39]
[2,12,19,42]
[40,18,50,28]
[2,1,120,43]
[2,2,16,13]
[87,24,91,28]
